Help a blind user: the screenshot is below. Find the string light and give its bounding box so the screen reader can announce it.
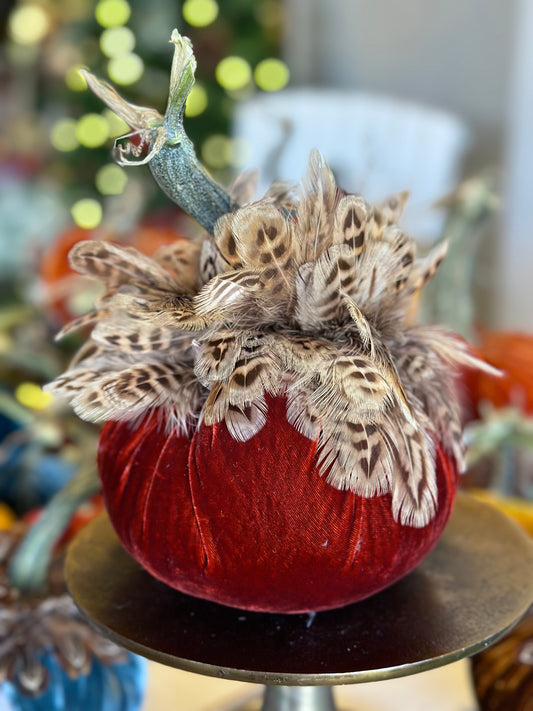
[15,383,53,411]
[95,0,131,28]
[100,26,135,58]
[182,0,219,27]
[76,113,109,148]
[201,134,231,169]
[50,119,80,152]
[254,58,290,92]
[103,109,130,138]
[108,53,144,85]
[65,65,88,92]
[8,5,51,45]
[215,57,252,92]
[95,164,128,195]
[71,198,103,229]
[185,84,208,117]
[201,136,252,169]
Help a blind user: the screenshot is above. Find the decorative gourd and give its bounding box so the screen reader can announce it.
[47,31,495,613]
[0,521,147,711]
[472,608,533,711]
[470,497,533,711]
[1,649,147,711]
[464,329,533,415]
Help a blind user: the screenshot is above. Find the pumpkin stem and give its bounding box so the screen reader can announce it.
[8,466,100,593]
[81,30,237,234]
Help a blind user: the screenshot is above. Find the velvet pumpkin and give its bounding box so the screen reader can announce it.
[50,33,480,616]
[98,397,458,614]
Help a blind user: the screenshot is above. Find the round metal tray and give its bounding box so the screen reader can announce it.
[65,492,533,686]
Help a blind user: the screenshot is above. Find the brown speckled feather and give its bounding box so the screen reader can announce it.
[47,151,496,527]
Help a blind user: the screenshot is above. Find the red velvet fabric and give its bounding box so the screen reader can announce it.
[98,398,458,613]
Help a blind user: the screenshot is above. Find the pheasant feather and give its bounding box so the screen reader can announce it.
[46,33,498,527]
[46,150,499,527]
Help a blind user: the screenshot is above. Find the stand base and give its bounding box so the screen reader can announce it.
[259,686,336,711]
[66,493,533,692]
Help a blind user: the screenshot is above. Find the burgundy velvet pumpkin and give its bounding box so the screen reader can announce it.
[98,397,458,614]
[47,30,482,617]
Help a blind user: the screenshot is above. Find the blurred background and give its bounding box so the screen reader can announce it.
[1,0,532,331]
[0,1,533,710]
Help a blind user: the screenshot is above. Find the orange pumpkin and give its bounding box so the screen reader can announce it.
[465,329,533,415]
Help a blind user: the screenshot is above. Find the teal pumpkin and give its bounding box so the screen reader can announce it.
[1,651,147,711]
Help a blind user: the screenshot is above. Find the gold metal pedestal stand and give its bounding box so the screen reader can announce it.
[65,494,533,711]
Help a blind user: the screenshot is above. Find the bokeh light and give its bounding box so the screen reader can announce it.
[76,113,109,147]
[103,108,130,137]
[65,65,88,91]
[100,26,136,58]
[254,58,290,91]
[201,134,231,169]
[8,5,51,46]
[95,164,128,194]
[71,198,103,229]
[15,383,53,411]
[182,0,219,27]
[95,0,131,28]
[201,135,253,169]
[108,53,144,85]
[185,84,208,117]
[50,119,80,152]
[215,57,252,92]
